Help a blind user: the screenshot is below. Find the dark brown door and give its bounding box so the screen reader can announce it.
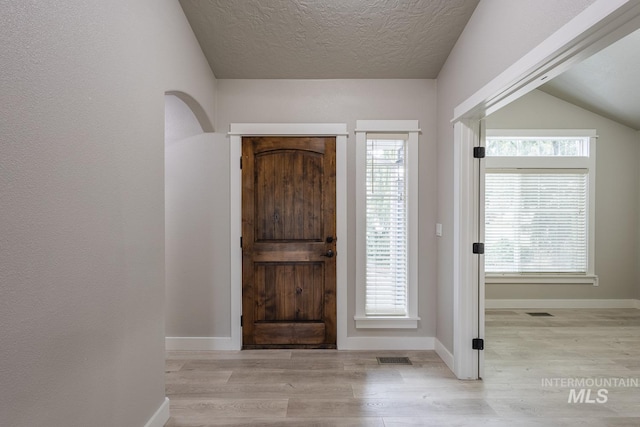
[242,136,337,349]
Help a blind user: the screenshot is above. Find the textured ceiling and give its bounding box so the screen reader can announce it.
[540,28,640,130]
[179,0,479,79]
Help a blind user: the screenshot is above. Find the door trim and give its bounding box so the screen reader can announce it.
[229,123,348,350]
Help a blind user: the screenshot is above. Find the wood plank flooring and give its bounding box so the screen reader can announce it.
[166,309,640,426]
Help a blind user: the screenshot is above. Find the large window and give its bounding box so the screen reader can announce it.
[485,130,597,285]
[355,120,420,328]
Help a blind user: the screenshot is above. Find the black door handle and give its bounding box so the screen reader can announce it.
[321,249,335,258]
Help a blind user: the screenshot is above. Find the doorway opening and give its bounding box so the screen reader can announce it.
[164,92,219,349]
[482,28,640,384]
[451,2,640,380]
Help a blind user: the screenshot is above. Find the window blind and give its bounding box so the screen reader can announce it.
[365,138,408,315]
[485,171,588,273]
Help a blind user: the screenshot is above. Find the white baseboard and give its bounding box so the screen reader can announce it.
[144,397,169,427]
[486,299,640,309]
[165,337,239,351]
[434,338,454,373]
[167,336,435,351]
[339,336,434,351]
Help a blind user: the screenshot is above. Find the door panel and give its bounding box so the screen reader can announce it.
[254,263,324,321]
[242,136,336,348]
[254,150,323,241]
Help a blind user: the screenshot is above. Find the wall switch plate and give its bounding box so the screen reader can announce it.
[436,223,443,237]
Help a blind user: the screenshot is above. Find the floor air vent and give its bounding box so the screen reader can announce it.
[377,357,412,365]
[527,312,553,317]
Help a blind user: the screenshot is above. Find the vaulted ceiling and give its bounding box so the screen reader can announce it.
[539,28,640,131]
[179,0,480,79]
[179,0,640,131]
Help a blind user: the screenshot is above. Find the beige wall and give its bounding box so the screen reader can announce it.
[435,0,597,352]
[0,1,216,426]
[163,79,438,340]
[485,89,640,300]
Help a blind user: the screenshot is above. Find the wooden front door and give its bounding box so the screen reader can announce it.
[242,136,337,348]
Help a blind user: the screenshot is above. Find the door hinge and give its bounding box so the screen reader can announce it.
[240,315,243,327]
[240,236,243,248]
[472,338,484,350]
[473,147,485,158]
[240,156,243,169]
[472,242,484,254]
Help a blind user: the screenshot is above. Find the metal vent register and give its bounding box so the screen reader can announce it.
[377,357,412,365]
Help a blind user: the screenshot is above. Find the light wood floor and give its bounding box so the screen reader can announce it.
[165,309,640,426]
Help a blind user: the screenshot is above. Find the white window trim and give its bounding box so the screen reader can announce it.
[486,274,599,285]
[485,129,597,286]
[354,120,421,328]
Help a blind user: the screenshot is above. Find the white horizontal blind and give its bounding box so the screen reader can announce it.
[365,138,407,316]
[485,171,588,273]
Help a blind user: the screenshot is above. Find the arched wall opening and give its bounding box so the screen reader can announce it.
[166,90,214,133]
[164,93,230,345]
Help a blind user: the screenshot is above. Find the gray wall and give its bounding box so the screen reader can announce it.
[638,131,640,299]
[435,0,597,352]
[165,95,230,337]
[0,1,216,426]
[486,89,640,300]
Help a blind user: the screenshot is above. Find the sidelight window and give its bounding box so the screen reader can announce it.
[355,120,420,328]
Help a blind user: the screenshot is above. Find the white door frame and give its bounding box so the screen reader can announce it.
[228,123,349,350]
[451,0,640,379]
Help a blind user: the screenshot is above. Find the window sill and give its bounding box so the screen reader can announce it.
[354,316,420,329]
[486,274,598,286]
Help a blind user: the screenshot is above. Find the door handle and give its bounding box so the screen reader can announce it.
[321,249,335,258]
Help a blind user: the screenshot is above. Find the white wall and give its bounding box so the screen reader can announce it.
[436,0,597,352]
[0,1,216,426]
[164,79,438,342]
[485,89,640,300]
